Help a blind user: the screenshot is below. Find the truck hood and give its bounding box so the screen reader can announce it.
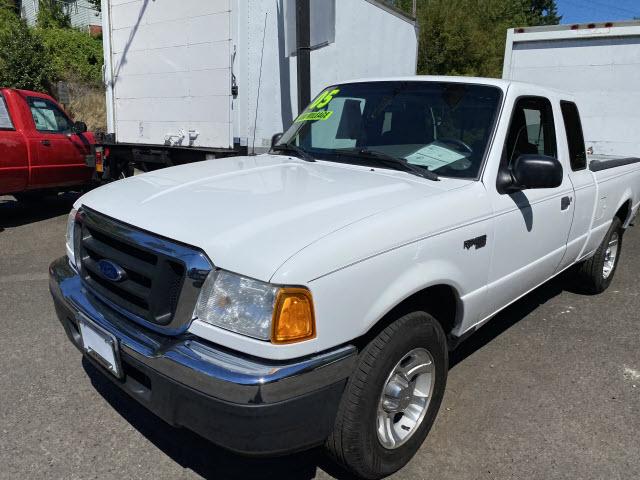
[77,154,470,281]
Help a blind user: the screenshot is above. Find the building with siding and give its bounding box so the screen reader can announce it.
[17,0,102,33]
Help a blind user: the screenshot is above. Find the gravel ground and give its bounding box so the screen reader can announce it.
[1,193,638,480]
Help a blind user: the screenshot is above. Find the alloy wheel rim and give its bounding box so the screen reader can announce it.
[603,232,619,279]
[376,348,435,450]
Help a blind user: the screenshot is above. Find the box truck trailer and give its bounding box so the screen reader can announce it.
[97,0,418,179]
[503,20,640,158]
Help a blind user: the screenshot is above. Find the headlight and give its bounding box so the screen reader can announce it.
[194,270,315,343]
[65,208,78,266]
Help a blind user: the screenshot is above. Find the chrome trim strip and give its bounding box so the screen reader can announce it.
[50,257,356,404]
[78,207,213,335]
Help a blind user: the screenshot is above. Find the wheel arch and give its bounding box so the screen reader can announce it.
[354,283,463,352]
[615,197,633,228]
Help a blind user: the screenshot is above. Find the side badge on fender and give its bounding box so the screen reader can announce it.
[464,235,487,251]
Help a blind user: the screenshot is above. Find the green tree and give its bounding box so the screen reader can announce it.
[0,3,53,91]
[414,0,561,78]
[37,0,71,28]
[523,0,562,25]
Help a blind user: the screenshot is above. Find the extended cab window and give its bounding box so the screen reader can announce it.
[0,94,13,130]
[27,97,72,133]
[560,101,587,171]
[505,97,556,164]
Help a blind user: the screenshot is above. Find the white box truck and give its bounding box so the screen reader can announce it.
[503,20,640,157]
[97,0,418,179]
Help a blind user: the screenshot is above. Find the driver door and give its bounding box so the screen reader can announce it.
[24,94,93,189]
[484,95,575,317]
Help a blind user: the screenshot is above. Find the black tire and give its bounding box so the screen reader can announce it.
[117,162,134,180]
[13,191,50,203]
[574,216,624,294]
[325,312,448,479]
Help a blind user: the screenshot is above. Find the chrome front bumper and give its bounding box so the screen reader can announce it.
[49,256,356,454]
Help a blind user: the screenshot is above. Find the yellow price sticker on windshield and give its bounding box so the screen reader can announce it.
[308,88,340,110]
[293,88,340,122]
[295,111,334,122]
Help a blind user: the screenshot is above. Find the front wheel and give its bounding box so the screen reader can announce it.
[325,311,448,479]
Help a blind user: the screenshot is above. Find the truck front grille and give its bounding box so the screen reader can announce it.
[77,207,212,333]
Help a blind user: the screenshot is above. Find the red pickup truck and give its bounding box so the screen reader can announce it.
[0,88,95,201]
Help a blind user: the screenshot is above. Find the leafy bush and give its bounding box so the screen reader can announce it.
[0,5,53,91]
[0,2,105,128]
[0,1,103,91]
[37,27,103,86]
[37,0,71,29]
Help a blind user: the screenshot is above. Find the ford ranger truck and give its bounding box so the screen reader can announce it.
[49,77,640,479]
[0,88,94,201]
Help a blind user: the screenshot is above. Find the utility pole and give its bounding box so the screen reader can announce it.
[295,0,311,114]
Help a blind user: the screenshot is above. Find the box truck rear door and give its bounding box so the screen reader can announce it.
[108,0,233,149]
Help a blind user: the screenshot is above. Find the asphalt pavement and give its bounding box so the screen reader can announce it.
[1,193,638,480]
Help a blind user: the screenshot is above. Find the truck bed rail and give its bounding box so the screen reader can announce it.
[589,157,640,172]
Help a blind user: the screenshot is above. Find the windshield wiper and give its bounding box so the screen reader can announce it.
[271,143,316,162]
[338,148,439,181]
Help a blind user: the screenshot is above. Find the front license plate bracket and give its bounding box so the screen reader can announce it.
[77,314,123,379]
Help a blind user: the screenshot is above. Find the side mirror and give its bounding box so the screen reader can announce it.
[498,154,563,193]
[271,133,283,148]
[73,121,88,134]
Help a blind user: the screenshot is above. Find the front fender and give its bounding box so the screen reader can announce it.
[273,181,493,355]
[364,258,465,333]
[307,229,491,353]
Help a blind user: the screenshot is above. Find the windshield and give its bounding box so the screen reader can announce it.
[277,81,502,179]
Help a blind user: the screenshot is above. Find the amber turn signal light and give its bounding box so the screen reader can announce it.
[271,288,316,344]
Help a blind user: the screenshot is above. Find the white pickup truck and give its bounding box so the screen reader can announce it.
[50,77,640,479]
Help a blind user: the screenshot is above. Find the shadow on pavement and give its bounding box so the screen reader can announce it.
[83,358,329,480]
[83,272,574,479]
[0,193,80,230]
[450,272,573,368]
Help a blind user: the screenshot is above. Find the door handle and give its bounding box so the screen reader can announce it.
[561,196,573,211]
[41,140,51,146]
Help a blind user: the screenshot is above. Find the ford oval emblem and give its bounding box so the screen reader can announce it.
[97,259,127,283]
